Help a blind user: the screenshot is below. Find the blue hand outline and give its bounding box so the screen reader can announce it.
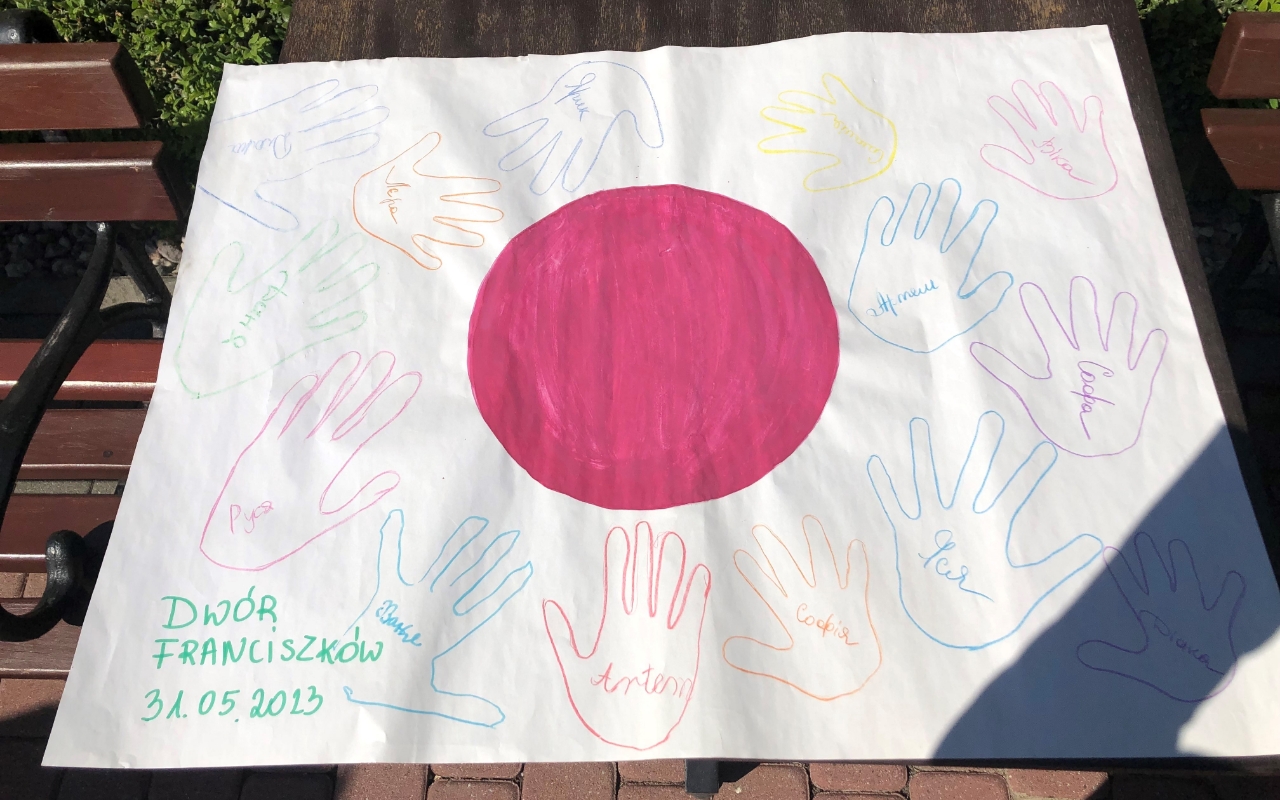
[1076,532,1245,702]
[867,411,1102,649]
[482,61,664,195]
[848,178,1012,354]
[343,509,533,727]
[199,79,389,231]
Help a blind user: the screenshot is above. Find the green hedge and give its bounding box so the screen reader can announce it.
[1,0,1275,203]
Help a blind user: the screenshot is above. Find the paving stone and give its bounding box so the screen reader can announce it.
[1007,769,1107,799]
[427,781,519,800]
[523,762,615,800]
[617,788,697,800]
[1208,774,1280,800]
[619,761,683,785]
[0,572,24,599]
[58,769,150,800]
[239,772,333,800]
[13,481,92,496]
[148,770,244,800]
[0,736,63,800]
[813,794,905,800]
[430,765,522,780]
[1109,775,1214,800]
[0,678,66,737]
[23,572,47,599]
[811,764,907,793]
[714,764,807,800]
[335,764,427,800]
[910,770,1009,800]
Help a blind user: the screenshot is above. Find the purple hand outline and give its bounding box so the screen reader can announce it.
[1076,533,1245,703]
[979,80,1117,201]
[971,276,1168,458]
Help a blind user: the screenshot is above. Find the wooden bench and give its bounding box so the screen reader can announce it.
[0,8,178,663]
[1201,10,1280,362]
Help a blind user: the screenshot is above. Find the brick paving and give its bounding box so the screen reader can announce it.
[5,573,1280,799]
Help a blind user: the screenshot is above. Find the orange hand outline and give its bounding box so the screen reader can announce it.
[722,516,881,700]
[353,132,503,270]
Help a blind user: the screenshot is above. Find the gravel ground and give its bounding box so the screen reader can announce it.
[0,221,182,283]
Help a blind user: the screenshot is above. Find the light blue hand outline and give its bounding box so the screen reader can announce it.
[199,79,389,231]
[867,411,1102,649]
[482,61,664,195]
[343,509,533,727]
[848,178,1012,354]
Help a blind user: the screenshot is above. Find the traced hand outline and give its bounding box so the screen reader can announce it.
[980,80,1118,200]
[352,132,504,271]
[199,351,421,571]
[722,515,881,701]
[848,178,1012,354]
[867,411,1102,649]
[758,73,898,191]
[543,522,711,751]
[1076,533,1245,703]
[199,80,389,230]
[174,220,380,399]
[342,509,533,727]
[482,61,664,195]
[971,276,1168,457]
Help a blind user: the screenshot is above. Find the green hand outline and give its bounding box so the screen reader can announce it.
[174,220,380,399]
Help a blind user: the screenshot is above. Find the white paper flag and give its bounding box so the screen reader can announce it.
[45,26,1280,767]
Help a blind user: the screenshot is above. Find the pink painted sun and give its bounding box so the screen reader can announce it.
[468,184,839,510]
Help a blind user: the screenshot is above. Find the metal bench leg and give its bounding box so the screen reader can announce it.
[0,223,165,641]
[685,760,721,798]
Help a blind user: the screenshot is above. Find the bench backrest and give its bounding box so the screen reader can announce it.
[0,42,185,220]
[1202,12,1280,191]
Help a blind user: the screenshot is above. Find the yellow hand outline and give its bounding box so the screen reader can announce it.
[759,74,898,192]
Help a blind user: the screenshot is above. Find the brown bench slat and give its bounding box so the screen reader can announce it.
[0,142,179,222]
[1208,12,1280,100]
[0,339,161,401]
[18,408,145,480]
[1201,108,1280,191]
[0,494,120,573]
[0,600,78,679]
[0,42,152,131]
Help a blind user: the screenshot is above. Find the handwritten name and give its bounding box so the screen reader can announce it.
[229,502,273,535]
[821,113,885,164]
[590,663,692,699]
[919,529,992,600]
[1073,360,1115,439]
[1033,137,1091,185]
[374,600,422,647]
[222,272,289,349]
[795,603,858,646]
[378,168,411,224]
[555,72,596,121]
[230,133,292,159]
[1148,612,1222,675]
[866,279,939,318]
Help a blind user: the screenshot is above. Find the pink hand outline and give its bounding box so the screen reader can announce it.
[199,350,421,571]
[542,522,711,751]
[980,80,1118,200]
